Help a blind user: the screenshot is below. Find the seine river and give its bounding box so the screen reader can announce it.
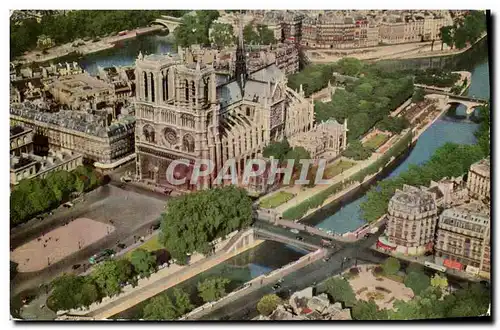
[73,35,489,318]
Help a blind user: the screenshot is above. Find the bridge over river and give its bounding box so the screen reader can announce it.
[417,84,489,115]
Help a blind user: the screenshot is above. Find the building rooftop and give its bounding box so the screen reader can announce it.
[10,101,135,138]
[441,204,490,226]
[10,125,28,137]
[390,184,436,212]
[470,157,490,178]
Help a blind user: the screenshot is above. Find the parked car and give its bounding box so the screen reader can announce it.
[89,249,114,264]
[63,202,74,208]
[72,264,81,270]
[296,236,304,241]
[290,228,299,234]
[117,243,126,249]
[323,257,330,262]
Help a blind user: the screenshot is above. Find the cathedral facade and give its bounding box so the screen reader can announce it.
[134,39,314,192]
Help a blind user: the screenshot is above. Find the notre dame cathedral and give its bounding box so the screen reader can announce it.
[134,31,315,192]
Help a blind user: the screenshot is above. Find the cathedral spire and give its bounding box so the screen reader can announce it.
[235,12,247,93]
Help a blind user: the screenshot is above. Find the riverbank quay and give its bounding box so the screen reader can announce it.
[307,33,487,64]
[16,26,163,65]
[180,248,328,320]
[56,229,264,320]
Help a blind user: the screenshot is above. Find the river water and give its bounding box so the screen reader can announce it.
[71,36,489,318]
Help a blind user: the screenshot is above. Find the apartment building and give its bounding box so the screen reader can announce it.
[466,157,490,201]
[385,184,438,255]
[434,203,490,277]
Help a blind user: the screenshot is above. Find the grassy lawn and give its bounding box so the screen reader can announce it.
[324,159,357,179]
[259,191,295,209]
[363,134,389,150]
[123,234,163,260]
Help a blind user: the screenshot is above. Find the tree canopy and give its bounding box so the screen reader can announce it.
[343,140,372,161]
[438,11,486,50]
[263,138,291,161]
[243,24,276,45]
[257,294,282,316]
[197,277,231,303]
[324,276,356,308]
[130,249,157,278]
[10,166,102,227]
[48,274,100,311]
[210,22,235,49]
[376,117,409,134]
[382,257,401,275]
[174,10,220,48]
[91,259,134,297]
[404,270,430,296]
[388,283,490,320]
[159,185,253,261]
[352,299,388,320]
[142,288,193,320]
[310,58,415,141]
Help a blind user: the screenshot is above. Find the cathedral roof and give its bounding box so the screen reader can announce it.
[217,63,284,109]
[249,64,286,83]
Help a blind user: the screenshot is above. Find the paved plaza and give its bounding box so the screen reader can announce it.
[11,218,115,272]
[348,264,414,310]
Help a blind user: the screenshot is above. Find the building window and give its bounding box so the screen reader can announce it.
[150,72,155,102]
[143,72,148,100]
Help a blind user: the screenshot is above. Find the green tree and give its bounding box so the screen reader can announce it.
[256,24,276,44]
[324,276,356,307]
[257,294,282,316]
[45,170,76,201]
[440,26,454,50]
[430,274,448,291]
[263,138,291,161]
[382,257,400,275]
[404,270,430,296]
[337,57,364,76]
[343,140,372,161]
[78,278,100,308]
[130,249,157,278]
[172,288,194,315]
[285,146,311,173]
[210,22,235,48]
[49,274,87,311]
[412,87,426,103]
[143,294,179,320]
[197,277,231,303]
[159,186,253,260]
[92,259,133,297]
[243,24,259,44]
[376,117,409,134]
[352,299,388,320]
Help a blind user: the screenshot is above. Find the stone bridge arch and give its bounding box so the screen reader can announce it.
[150,19,181,35]
[446,99,487,117]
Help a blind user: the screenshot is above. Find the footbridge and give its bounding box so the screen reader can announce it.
[418,85,489,115]
[151,15,182,34]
